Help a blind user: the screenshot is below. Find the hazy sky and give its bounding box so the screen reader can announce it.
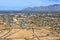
[0,0,60,10]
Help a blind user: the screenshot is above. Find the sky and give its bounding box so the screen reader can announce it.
[0,0,60,10]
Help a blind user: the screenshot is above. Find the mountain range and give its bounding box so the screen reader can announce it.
[21,4,60,13]
[0,4,60,13]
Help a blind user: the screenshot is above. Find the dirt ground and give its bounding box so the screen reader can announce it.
[0,24,60,40]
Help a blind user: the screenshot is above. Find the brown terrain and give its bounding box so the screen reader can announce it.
[0,14,60,40]
[0,24,60,40]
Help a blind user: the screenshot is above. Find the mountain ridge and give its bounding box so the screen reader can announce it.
[0,4,60,13]
[21,4,60,13]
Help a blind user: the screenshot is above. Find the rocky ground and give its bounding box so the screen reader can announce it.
[0,24,60,40]
[0,14,60,40]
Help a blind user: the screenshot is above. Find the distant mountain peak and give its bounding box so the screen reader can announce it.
[21,4,60,13]
[49,4,60,6]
